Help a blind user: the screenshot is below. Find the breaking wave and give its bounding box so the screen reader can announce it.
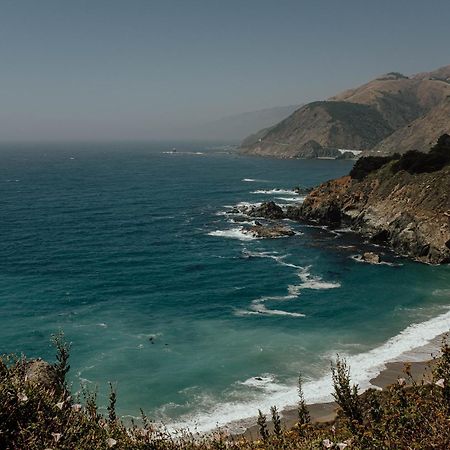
[167,307,450,434]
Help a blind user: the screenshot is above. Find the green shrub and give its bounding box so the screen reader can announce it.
[349,155,398,180]
[392,133,450,174]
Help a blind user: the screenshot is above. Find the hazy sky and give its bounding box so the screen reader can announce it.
[0,0,449,141]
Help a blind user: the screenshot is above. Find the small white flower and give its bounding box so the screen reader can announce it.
[56,401,64,410]
[107,437,117,447]
[17,392,28,402]
[398,377,406,386]
[52,433,62,443]
[435,378,445,388]
[71,403,82,411]
[323,438,334,448]
[337,443,348,449]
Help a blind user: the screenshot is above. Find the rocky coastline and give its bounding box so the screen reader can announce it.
[241,136,450,264]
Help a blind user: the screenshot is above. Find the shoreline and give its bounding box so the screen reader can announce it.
[165,316,450,435]
[240,334,445,439]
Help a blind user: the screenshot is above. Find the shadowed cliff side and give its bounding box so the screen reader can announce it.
[288,135,450,263]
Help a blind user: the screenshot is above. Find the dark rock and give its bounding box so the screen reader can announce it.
[244,224,295,238]
[250,201,284,219]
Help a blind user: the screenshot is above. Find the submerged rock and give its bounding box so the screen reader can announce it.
[362,252,381,264]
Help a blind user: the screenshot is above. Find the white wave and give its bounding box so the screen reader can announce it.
[236,201,261,208]
[251,188,298,195]
[238,374,278,391]
[167,307,450,434]
[236,288,304,318]
[297,267,341,290]
[334,227,353,233]
[235,306,304,318]
[236,265,339,317]
[163,151,204,155]
[242,178,268,183]
[241,249,301,269]
[228,218,255,225]
[433,289,450,297]
[208,227,258,241]
[276,196,305,202]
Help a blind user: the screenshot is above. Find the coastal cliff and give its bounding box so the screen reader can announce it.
[288,135,450,264]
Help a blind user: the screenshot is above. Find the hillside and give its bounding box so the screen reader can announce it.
[369,96,450,155]
[241,64,450,158]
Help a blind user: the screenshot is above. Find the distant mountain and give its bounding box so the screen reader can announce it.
[241,65,450,158]
[184,105,300,142]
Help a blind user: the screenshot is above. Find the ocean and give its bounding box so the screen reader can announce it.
[0,142,449,433]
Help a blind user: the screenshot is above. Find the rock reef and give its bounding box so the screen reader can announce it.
[249,137,450,264]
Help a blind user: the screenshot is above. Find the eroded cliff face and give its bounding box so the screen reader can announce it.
[296,164,450,264]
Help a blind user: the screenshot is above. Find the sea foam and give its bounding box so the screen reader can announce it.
[208,227,258,241]
[251,188,298,195]
[167,307,450,434]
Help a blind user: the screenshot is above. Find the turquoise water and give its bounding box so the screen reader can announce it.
[0,142,449,432]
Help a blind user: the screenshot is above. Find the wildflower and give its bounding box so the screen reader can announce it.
[17,392,28,402]
[107,437,117,447]
[331,424,336,435]
[337,443,348,449]
[323,438,334,448]
[71,403,82,411]
[398,377,406,386]
[56,401,64,410]
[52,433,62,443]
[435,378,445,388]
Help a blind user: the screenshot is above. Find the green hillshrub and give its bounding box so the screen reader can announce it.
[392,134,450,174]
[349,155,398,180]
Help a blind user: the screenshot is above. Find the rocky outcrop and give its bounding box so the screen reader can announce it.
[295,140,450,264]
[24,359,59,391]
[245,223,295,238]
[231,201,285,219]
[362,252,381,264]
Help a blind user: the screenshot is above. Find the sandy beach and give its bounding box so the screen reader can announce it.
[241,337,444,440]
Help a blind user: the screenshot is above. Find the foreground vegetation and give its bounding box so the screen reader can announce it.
[1,334,450,449]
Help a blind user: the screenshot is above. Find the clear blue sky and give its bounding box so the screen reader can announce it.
[0,0,449,141]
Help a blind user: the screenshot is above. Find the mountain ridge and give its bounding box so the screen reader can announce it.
[240,64,450,158]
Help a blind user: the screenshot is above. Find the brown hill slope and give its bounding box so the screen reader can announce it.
[241,64,450,158]
[370,98,450,155]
